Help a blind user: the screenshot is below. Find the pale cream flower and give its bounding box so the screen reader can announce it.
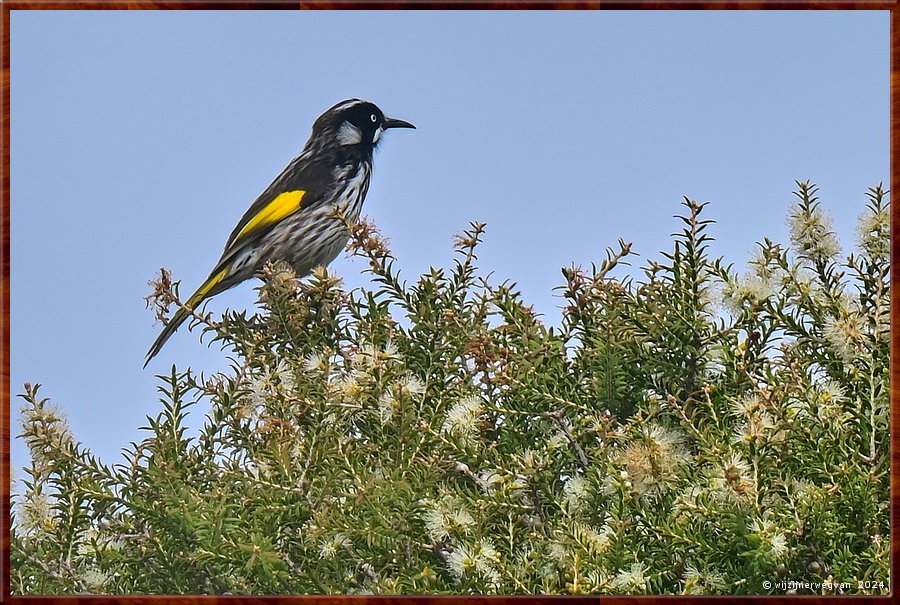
[377,391,396,425]
[247,370,276,408]
[645,424,689,458]
[539,561,560,581]
[420,496,475,541]
[472,537,501,586]
[319,533,351,559]
[705,343,727,375]
[700,280,724,315]
[303,351,326,373]
[547,433,567,451]
[21,400,74,449]
[817,379,846,403]
[520,449,541,473]
[730,393,763,418]
[441,396,484,445]
[822,313,866,364]
[790,479,820,506]
[709,452,756,506]
[548,541,569,566]
[618,425,689,499]
[771,533,788,558]
[395,373,426,398]
[475,469,504,495]
[17,491,54,535]
[333,372,364,401]
[448,508,476,532]
[574,522,610,554]
[732,411,776,445]
[855,204,889,259]
[77,528,101,556]
[81,568,109,591]
[445,544,475,578]
[611,562,649,592]
[785,395,811,420]
[382,339,399,358]
[563,475,590,512]
[352,342,380,370]
[749,517,789,559]
[748,245,777,280]
[723,272,774,311]
[274,359,295,391]
[683,563,726,594]
[597,517,617,543]
[788,202,841,261]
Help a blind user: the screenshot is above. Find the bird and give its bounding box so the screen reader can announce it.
[144,99,415,367]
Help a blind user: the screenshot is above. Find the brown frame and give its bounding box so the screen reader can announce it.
[0,2,896,602]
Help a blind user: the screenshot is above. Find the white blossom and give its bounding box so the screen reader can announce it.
[856,204,889,259]
[377,391,396,425]
[441,396,484,445]
[619,425,689,499]
[17,491,54,535]
[563,475,590,511]
[611,562,649,592]
[722,272,774,312]
[788,201,841,261]
[683,563,726,594]
[274,359,295,391]
[395,373,426,398]
[475,469,504,495]
[822,313,866,364]
[319,533,351,559]
[420,496,475,541]
[749,517,789,559]
[445,544,475,578]
[303,351,326,372]
[709,452,756,506]
[81,568,109,591]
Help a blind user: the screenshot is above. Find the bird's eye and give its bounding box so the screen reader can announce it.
[370,114,378,123]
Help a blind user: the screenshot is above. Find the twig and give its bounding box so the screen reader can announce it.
[11,541,88,593]
[545,410,589,469]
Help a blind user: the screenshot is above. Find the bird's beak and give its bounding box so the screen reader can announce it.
[383,116,416,130]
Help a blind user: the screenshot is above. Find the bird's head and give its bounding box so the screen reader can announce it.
[312,99,415,150]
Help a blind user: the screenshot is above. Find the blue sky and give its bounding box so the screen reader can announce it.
[10,10,889,473]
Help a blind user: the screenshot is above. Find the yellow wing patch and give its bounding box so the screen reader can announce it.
[189,266,229,307]
[236,190,306,244]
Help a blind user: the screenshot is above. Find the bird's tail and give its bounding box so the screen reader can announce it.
[143,266,229,368]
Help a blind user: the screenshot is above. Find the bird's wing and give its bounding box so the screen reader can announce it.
[225,188,307,251]
[222,152,336,253]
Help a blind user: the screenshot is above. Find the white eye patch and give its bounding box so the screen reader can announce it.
[337,121,362,146]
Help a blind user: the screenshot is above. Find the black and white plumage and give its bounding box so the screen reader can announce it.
[144,99,415,366]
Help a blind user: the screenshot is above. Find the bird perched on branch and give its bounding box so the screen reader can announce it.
[144,99,415,367]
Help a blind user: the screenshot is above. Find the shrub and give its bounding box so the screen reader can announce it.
[11,182,890,595]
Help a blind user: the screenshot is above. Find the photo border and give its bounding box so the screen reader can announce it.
[0,2,895,602]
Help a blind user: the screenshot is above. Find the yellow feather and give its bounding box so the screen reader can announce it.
[235,190,306,244]
[190,266,229,307]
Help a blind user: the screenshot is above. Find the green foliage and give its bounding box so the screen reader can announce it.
[12,182,890,595]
